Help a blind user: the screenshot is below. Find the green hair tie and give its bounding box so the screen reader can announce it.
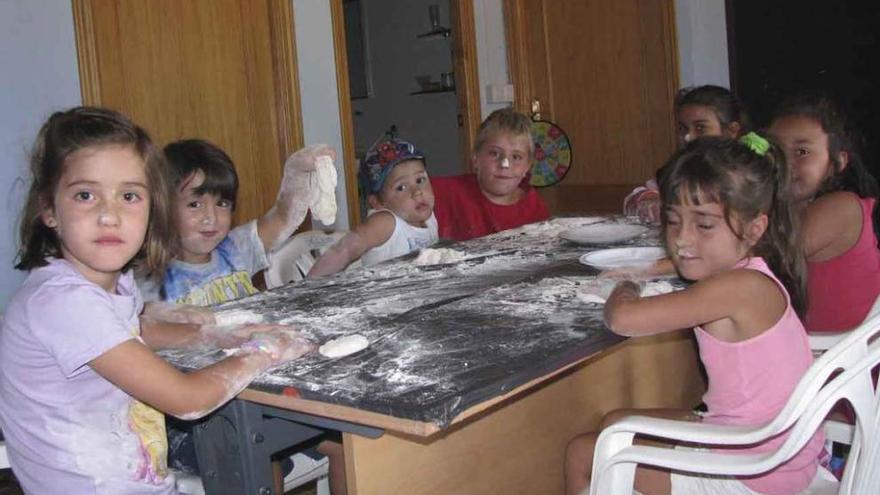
[739,132,770,156]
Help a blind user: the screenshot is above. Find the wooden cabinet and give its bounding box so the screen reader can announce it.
[72,0,303,226]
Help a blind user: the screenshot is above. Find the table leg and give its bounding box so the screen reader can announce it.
[193,398,384,495]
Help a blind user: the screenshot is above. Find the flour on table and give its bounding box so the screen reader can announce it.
[414,248,466,265]
[643,281,675,297]
[310,155,337,225]
[577,280,676,305]
[215,309,264,326]
[515,216,604,237]
[319,334,369,358]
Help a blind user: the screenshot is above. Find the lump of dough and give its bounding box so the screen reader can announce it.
[310,155,338,225]
[414,248,466,265]
[577,280,676,305]
[319,334,369,358]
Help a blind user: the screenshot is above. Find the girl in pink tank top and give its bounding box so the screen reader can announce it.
[566,134,825,495]
[769,94,880,333]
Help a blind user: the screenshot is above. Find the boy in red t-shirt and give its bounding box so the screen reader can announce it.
[432,108,549,241]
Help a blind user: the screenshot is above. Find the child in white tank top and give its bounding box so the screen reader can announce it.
[309,138,438,276]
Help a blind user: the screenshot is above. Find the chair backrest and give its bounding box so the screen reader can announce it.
[742,311,880,493]
[265,231,345,288]
[794,315,880,493]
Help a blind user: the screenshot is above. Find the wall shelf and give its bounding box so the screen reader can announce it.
[416,28,451,40]
[410,87,455,95]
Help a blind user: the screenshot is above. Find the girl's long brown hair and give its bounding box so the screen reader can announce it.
[771,93,880,247]
[658,136,808,317]
[16,107,175,280]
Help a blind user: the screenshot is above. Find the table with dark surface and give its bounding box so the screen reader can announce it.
[161,217,703,495]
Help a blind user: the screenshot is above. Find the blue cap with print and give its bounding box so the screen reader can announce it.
[359,138,425,194]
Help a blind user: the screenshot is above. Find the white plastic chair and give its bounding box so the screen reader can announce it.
[590,310,880,495]
[808,295,880,444]
[0,315,7,471]
[265,231,346,288]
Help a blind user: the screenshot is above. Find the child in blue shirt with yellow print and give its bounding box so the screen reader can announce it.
[141,139,334,305]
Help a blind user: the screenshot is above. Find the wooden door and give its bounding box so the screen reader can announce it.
[505,0,679,214]
[72,0,303,226]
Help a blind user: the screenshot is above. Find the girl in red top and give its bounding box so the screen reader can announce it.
[432,108,549,241]
[769,94,880,332]
[624,85,750,223]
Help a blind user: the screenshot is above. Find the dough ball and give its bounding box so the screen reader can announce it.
[319,334,369,358]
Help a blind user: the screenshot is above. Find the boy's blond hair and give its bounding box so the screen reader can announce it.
[472,108,534,158]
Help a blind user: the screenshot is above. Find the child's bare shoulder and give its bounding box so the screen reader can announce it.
[363,209,397,228]
[806,191,863,245]
[699,267,781,302]
[810,191,862,218]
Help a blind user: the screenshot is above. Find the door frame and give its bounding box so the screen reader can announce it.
[502,0,534,115]
[330,0,482,227]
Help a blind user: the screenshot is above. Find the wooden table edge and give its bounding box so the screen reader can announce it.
[238,339,626,438]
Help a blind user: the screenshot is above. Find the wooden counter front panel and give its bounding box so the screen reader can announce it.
[344,331,703,495]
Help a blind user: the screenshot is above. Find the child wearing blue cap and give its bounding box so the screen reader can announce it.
[309,138,438,276]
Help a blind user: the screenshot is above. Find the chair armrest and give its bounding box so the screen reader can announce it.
[602,415,769,446]
[596,442,779,477]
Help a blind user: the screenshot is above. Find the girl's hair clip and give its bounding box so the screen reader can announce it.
[739,132,770,156]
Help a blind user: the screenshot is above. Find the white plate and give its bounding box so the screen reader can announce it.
[560,224,649,245]
[579,247,666,270]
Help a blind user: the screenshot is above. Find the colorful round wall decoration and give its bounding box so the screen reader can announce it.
[529,119,572,187]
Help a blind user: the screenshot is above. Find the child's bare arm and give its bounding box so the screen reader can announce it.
[258,145,337,252]
[308,212,395,277]
[139,319,204,350]
[140,316,274,351]
[89,326,314,420]
[604,269,777,337]
[139,302,216,350]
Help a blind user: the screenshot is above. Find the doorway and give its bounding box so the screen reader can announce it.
[334,0,481,222]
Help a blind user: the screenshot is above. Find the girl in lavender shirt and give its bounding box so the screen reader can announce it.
[0,107,313,494]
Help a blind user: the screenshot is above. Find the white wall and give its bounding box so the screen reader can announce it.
[292,0,350,230]
[0,1,82,311]
[674,0,730,88]
[474,0,511,118]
